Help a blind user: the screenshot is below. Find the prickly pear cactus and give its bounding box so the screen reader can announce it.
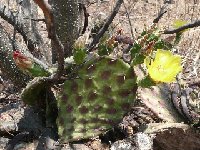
[21,77,48,106]
[134,66,184,123]
[138,85,184,123]
[57,56,137,142]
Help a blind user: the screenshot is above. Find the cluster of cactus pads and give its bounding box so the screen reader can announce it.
[57,56,137,141]
[18,22,195,143]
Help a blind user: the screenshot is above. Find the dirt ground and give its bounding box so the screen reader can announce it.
[0,0,200,149]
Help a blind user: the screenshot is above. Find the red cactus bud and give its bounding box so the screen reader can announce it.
[13,50,32,70]
[13,50,28,60]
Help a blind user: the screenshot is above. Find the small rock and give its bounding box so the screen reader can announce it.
[60,143,91,150]
[0,101,44,139]
[144,123,200,150]
[110,140,134,150]
[135,132,153,150]
[0,137,9,149]
[89,139,109,150]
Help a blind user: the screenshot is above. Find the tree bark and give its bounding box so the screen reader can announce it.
[20,0,51,63]
[48,0,82,63]
[0,0,50,63]
[0,26,30,88]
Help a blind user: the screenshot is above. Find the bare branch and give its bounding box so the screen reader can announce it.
[23,18,45,22]
[88,0,124,51]
[0,6,33,51]
[123,1,134,39]
[0,4,49,62]
[79,3,89,34]
[153,10,167,23]
[33,0,64,78]
[32,0,53,37]
[164,20,200,34]
[153,1,169,23]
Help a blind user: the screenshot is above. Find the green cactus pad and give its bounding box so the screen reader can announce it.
[21,77,48,106]
[57,57,137,142]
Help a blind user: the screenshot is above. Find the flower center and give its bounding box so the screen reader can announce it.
[156,65,165,73]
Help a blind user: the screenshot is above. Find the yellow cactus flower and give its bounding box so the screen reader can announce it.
[146,49,182,83]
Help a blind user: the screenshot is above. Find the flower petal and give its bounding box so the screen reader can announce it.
[146,49,182,83]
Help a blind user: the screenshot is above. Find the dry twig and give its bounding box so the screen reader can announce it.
[153,0,170,23]
[33,0,64,78]
[88,0,124,51]
[164,20,200,34]
[79,3,89,34]
[123,1,134,39]
[0,6,36,52]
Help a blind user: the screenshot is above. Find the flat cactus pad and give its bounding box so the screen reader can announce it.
[57,57,137,142]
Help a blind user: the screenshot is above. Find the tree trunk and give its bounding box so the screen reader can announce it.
[49,0,83,63]
[19,0,51,63]
[0,0,50,63]
[0,26,30,88]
